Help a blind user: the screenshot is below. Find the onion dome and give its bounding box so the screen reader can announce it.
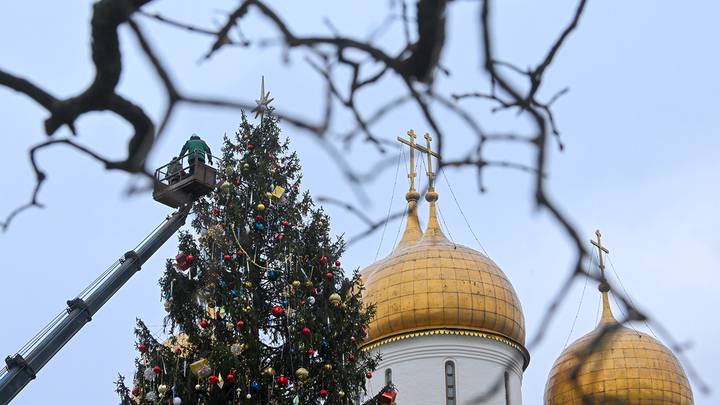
[545,231,693,404]
[360,186,527,364]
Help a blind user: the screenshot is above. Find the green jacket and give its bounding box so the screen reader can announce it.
[180,137,212,163]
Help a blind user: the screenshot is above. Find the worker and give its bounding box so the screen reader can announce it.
[166,156,184,184]
[179,133,213,175]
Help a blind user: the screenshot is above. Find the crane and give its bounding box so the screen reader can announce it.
[0,155,216,404]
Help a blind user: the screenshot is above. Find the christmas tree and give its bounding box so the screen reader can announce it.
[116,109,379,404]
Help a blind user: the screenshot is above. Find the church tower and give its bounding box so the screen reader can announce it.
[360,131,529,405]
[544,230,694,404]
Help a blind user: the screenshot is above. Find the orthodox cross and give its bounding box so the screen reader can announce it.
[591,229,610,279]
[396,130,441,192]
[252,76,274,119]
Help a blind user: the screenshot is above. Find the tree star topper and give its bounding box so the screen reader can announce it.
[252,76,274,119]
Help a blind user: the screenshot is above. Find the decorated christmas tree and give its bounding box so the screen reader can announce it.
[116,107,380,404]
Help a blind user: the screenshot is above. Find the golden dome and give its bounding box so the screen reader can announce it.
[361,190,527,363]
[545,291,693,404]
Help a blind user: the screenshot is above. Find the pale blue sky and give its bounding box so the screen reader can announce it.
[1,1,718,404]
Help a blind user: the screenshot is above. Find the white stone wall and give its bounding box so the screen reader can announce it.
[362,334,525,405]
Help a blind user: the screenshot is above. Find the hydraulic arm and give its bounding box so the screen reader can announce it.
[0,205,190,404]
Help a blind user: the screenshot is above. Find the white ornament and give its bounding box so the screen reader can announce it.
[246,394,252,399]
[145,391,158,401]
[143,367,155,381]
[173,397,182,405]
[307,296,316,305]
[231,343,243,356]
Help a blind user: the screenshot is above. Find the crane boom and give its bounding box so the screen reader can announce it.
[0,205,191,404]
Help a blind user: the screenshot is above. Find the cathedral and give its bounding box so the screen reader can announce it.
[359,132,694,405]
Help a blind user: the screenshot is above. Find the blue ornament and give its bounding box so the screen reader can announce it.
[267,270,279,281]
[250,382,261,392]
[230,289,238,298]
[255,222,265,231]
[281,299,289,308]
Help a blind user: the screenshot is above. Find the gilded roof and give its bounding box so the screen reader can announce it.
[545,294,693,404]
[361,195,526,352]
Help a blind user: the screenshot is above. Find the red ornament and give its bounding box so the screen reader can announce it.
[233,178,241,186]
[153,365,162,374]
[272,306,284,316]
[131,386,141,396]
[325,272,333,280]
[236,320,245,329]
[301,327,311,336]
[175,253,190,270]
[199,319,209,328]
[307,347,316,356]
[226,373,236,384]
[174,347,182,355]
[281,220,289,226]
[209,375,219,385]
[212,207,221,216]
[277,375,289,386]
[186,254,194,263]
[319,389,328,397]
[137,343,147,353]
[255,215,264,221]
[319,256,328,265]
[380,389,398,404]
[348,354,357,362]
[335,260,341,267]
[236,249,245,257]
[223,254,232,261]
[330,378,337,385]
[247,143,254,150]
[366,371,373,379]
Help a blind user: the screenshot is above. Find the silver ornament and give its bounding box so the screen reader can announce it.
[145,391,158,401]
[307,296,316,305]
[143,367,156,381]
[173,397,182,405]
[231,343,243,356]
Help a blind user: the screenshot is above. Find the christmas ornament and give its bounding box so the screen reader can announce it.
[153,365,162,374]
[335,260,341,267]
[255,214,264,221]
[158,385,168,395]
[254,222,265,231]
[265,192,272,198]
[230,343,243,356]
[209,375,219,385]
[339,390,346,398]
[236,320,245,329]
[195,384,201,391]
[199,319,209,329]
[295,367,309,381]
[256,203,266,211]
[137,343,147,353]
[190,358,209,376]
[307,347,316,356]
[323,364,333,371]
[329,293,342,306]
[226,373,236,384]
[131,386,141,397]
[366,371,373,379]
[263,367,276,377]
[292,280,301,289]
[348,353,357,362]
[272,305,284,316]
[234,178,241,186]
[244,281,254,288]
[175,253,191,270]
[277,375,289,386]
[223,254,232,261]
[305,280,314,288]
[319,389,328,397]
[267,270,279,281]
[301,326,311,336]
[173,397,182,405]
[281,220,290,226]
[212,207,221,216]
[246,394,252,399]
[145,391,158,402]
[250,382,261,392]
[307,296,316,305]
[220,181,232,192]
[225,322,234,331]
[186,254,194,263]
[276,233,284,241]
[143,367,155,380]
[243,163,250,170]
[325,272,333,280]
[319,256,328,265]
[247,143,254,150]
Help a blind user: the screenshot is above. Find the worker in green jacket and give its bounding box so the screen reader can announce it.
[179,134,213,174]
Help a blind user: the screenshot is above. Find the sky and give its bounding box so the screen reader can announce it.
[1,1,719,404]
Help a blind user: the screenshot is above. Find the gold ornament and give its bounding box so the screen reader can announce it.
[295,367,309,381]
[329,293,342,306]
[304,281,314,288]
[221,181,232,192]
[243,163,250,170]
[265,192,272,199]
[158,385,168,395]
[195,384,201,391]
[338,391,345,398]
[292,280,301,289]
[323,363,333,371]
[225,322,234,331]
[256,203,266,211]
[263,367,276,377]
[244,281,254,288]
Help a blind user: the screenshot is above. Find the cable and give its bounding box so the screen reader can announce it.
[436,204,456,246]
[564,246,594,347]
[374,149,403,261]
[607,255,657,337]
[440,170,489,256]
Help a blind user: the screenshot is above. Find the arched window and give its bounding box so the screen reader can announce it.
[385,368,392,385]
[445,361,456,405]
